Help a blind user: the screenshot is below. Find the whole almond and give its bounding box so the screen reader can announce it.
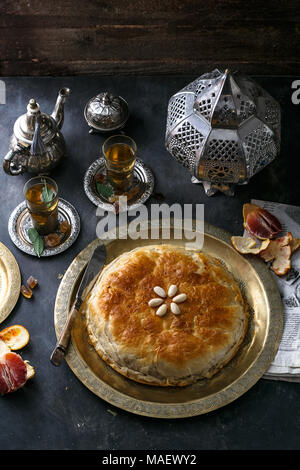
[171,302,181,315]
[156,304,167,317]
[153,286,166,298]
[148,298,164,307]
[168,285,178,297]
[172,293,187,303]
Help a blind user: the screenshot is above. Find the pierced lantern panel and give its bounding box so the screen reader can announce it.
[165,69,281,196]
[199,130,246,184]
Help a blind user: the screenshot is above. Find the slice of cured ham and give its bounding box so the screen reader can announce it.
[0,339,27,395]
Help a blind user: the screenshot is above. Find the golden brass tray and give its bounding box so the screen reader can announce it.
[53,222,283,418]
[0,242,21,324]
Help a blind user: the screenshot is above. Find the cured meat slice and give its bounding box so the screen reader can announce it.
[0,349,27,395]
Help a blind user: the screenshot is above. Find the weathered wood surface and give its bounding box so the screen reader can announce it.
[0,0,300,76]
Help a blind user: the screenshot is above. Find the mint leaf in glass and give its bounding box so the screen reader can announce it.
[41,180,54,204]
[96,182,113,199]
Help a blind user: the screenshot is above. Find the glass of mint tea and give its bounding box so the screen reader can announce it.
[24,176,59,235]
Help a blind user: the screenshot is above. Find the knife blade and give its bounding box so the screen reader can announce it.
[50,244,107,366]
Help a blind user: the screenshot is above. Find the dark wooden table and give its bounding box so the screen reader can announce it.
[0,75,299,451]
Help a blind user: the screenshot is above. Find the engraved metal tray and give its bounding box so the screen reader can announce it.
[0,242,21,324]
[83,157,154,212]
[8,198,80,257]
[53,222,283,418]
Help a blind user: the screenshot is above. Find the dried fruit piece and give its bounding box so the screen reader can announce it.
[44,233,62,248]
[21,285,33,299]
[94,172,106,183]
[260,233,292,276]
[0,325,30,351]
[27,275,38,289]
[243,203,282,240]
[120,184,141,202]
[231,236,270,254]
[59,220,71,234]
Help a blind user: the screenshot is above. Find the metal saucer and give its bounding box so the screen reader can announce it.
[8,198,80,257]
[83,157,155,212]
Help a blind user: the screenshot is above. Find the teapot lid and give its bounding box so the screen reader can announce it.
[84,92,129,132]
[13,98,57,144]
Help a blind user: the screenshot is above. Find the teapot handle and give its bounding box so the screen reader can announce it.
[3,147,25,175]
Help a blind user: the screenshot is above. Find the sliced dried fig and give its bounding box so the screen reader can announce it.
[59,220,71,235]
[260,233,292,276]
[243,203,282,240]
[231,236,270,254]
[44,233,63,248]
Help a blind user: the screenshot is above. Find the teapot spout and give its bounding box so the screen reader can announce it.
[51,87,70,130]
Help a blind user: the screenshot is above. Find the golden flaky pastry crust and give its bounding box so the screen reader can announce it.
[84,245,248,387]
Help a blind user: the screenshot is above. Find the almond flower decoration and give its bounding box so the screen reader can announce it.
[148,285,187,317]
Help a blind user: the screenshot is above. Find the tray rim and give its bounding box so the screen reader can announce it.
[0,242,21,324]
[53,221,283,418]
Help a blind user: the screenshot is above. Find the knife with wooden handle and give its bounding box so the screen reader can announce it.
[50,244,106,366]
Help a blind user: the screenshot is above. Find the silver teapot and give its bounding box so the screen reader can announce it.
[3,87,70,175]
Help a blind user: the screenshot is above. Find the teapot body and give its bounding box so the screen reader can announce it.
[5,130,66,175]
[3,88,70,176]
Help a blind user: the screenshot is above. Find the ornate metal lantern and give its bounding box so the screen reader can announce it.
[165,69,281,196]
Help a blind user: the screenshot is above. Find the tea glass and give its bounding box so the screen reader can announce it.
[24,176,59,235]
[102,135,137,193]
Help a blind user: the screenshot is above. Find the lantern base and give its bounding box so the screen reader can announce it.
[191,177,235,196]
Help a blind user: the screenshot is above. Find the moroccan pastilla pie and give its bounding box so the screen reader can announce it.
[84,245,248,386]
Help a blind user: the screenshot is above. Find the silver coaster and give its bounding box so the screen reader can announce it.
[8,198,80,257]
[83,157,154,212]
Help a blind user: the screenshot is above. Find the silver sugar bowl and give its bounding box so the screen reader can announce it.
[84,92,129,134]
[165,69,281,196]
[3,88,70,175]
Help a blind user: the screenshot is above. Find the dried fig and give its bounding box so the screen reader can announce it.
[59,220,71,234]
[44,233,62,248]
[243,203,282,240]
